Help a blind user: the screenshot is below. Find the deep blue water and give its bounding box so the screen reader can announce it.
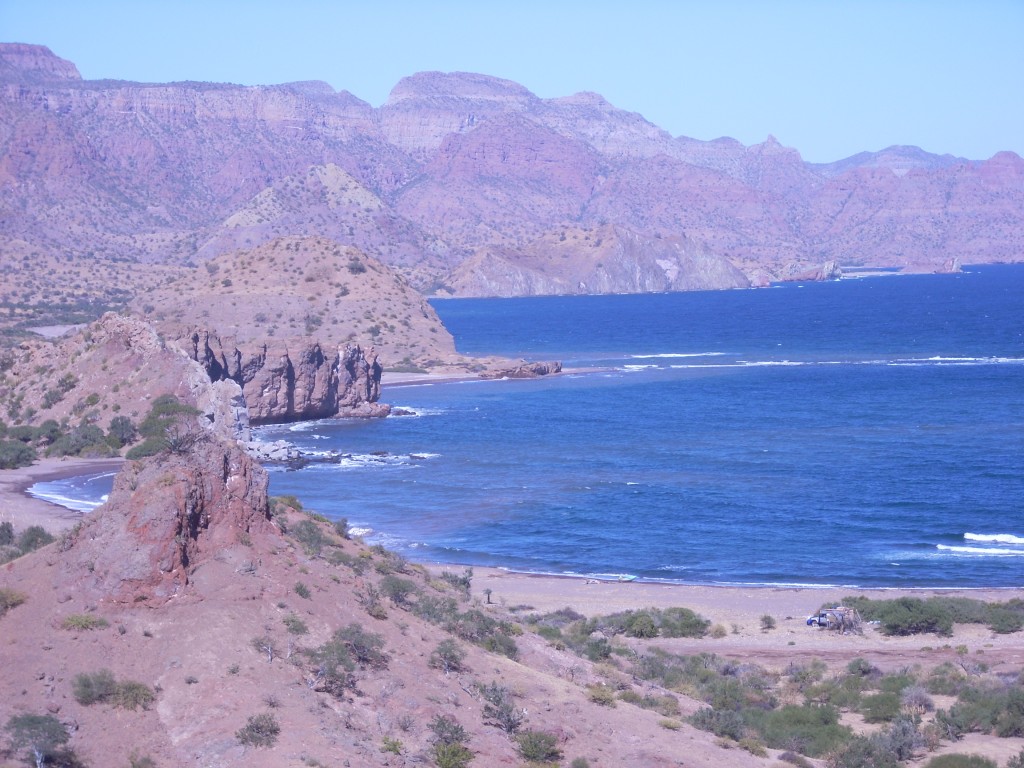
[260,266,1024,588]
[35,266,1024,587]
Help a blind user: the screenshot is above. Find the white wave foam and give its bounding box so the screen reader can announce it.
[348,526,373,537]
[27,490,100,513]
[630,352,730,359]
[965,533,1024,545]
[390,406,447,417]
[936,544,1024,556]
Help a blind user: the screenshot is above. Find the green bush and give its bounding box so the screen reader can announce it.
[923,756,997,768]
[335,623,387,668]
[294,581,311,599]
[17,525,54,553]
[380,575,417,605]
[478,681,523,734]
[125,436,166,459]
[689,707,746,740]
[290,519,325,556]
[114,680,156,711]
[0,439,36,468]
[429,639,466,674]
[429,714,469,746]
[861,691,902,723]
[72,669,117,705]
[72,670,155,710]
[61,613,109,631]
[236,712,280,748]
[282,613,308,635]
[433,742,474,768]
[745,704,851,757]
[0,587,27,617]
[516,730,561,763]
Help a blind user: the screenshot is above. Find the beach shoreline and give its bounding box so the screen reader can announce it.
[0,456,123,533]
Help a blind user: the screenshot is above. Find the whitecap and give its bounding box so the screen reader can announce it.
[630,352,730,359]
[964,532,1024,545]
[936,544,1024,556]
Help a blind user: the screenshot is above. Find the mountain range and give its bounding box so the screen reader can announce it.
[3,42,1022,304]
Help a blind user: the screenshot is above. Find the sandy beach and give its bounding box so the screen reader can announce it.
[5,455,1022,678]
[0,456,123,533]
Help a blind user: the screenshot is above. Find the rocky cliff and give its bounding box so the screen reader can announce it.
[179,329,389,424]
[57,436,273,604]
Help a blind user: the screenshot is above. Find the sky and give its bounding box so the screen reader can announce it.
[2,0,1022,163]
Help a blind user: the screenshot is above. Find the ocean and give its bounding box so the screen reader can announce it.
[35,266,1024,588]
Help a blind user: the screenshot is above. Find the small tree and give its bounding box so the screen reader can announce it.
[429,639,466,675]
[5,713,70,768]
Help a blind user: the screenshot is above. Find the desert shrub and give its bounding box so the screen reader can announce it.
[779,752,814,767]
[114,680,156,711]
[479,631,518,660]
[429,714,468,746]
[429,639,466,675]
[290,519,325,556]
[760,614,777,631]
[861,691,902,723]
[335,623,388,668]
[592,606,709,639]
[125,436,166,459]
[0,521,12,546]
[236,712,280,748]
[842,596,956,636]
[0,439,36,468]
[47,423,111,458]
[923,756,997,768]
[106,415,137,448]
[282,613,308,635]
[745,703,851,757]
[927,662,968,696]
[569,759,591,768]
[439,568,473,594]
[689,707,746,741]
[72,669,117,705]
[586,684,617,707]
[73,670,154,710]
[433,742,474,768]
[618,690,681,716]
[516,730,561,762]
[61,613,109,631]
[478,681,523,734]
[128,753,157,768]
[293,581,311,599]
[938,680,1024,738]
[828,734,901,768]
[901,684,934,713]
[380,575,417,605]
[332,518,349,539]
[304,636,354,696]
[710,623,728,638]
[1006,749,1024,768]
[0,587,27,616]
[987,607,1024,634]
[18,525,54,553]
[327,548,367,573]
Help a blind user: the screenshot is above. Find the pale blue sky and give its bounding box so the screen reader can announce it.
[2,0,1022,163]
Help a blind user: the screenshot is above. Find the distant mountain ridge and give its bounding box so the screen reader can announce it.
[2,43,1022,300]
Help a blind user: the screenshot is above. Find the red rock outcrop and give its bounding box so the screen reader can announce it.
[179,329,389,424]
[57,435,274,604]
